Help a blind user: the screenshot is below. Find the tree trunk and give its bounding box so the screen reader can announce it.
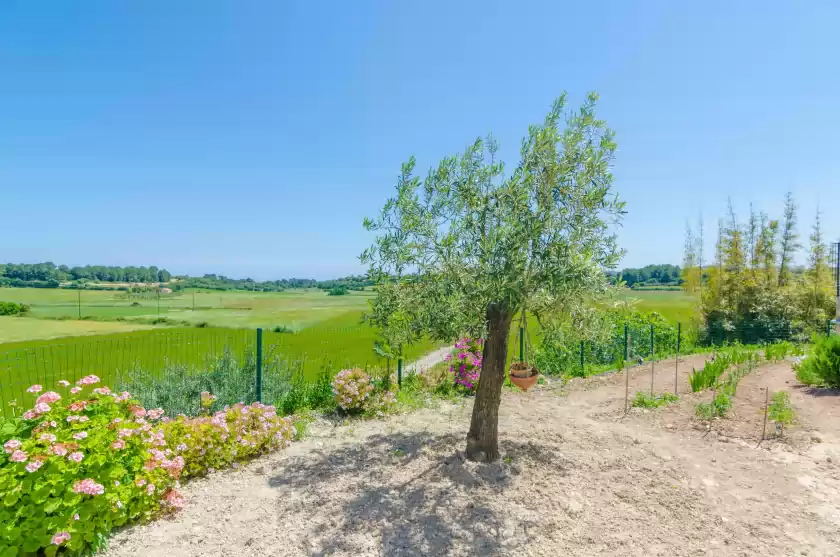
[465,302,512,462]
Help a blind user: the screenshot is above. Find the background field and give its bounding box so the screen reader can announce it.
[626,289,699,323]
[0,287,375,342]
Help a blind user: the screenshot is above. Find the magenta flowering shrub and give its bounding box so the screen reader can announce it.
[444,337,484,391]
[0,377,183,556]
[160,402,295,479]
[331,368,375,411]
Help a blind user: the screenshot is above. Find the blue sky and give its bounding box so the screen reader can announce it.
[1,1,838,279]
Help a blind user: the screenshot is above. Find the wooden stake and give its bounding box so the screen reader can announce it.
[758,388,769,447]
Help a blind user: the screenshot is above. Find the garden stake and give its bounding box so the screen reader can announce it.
[397,358,403,388]
[758,388,769,448]
[650,323,655,395]
[675,323,681,395]
[624,324,630,414]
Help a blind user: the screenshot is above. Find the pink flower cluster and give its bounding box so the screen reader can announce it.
[51,532,71,545]
[36,391,61,405]
[3,439,22,453]
[77,375,101,386]
[73,478,105,496]
[331,368,375,411]
[448,337,484,391]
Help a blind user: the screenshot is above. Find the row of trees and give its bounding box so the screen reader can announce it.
[609,264,681,287]
[0,263,172,284]
[683,193,836,343]
[0,264,373,293]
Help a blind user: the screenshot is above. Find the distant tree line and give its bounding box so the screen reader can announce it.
[1,262,376,293]
[607,264,682,288]
[0,262,172,285]
[169,274,373,293]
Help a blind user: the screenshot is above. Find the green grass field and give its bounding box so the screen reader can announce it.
[0,313,444,417]
[626,289,699,323]
[0,287,449,417]
[0,287,374,336]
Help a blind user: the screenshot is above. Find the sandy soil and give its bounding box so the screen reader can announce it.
[104,355,840,557]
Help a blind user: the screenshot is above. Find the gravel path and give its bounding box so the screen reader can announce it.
[104,356,840,556]
[403,346,452,375]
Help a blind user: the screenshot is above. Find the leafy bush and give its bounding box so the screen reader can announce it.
[688,355,731,392]
[0,377,183,556]
[768,391,796,436]
[160,402,294,479]
[632,391,678,409]
[794,334,840,387]
[0,301,29,316]
[535,309,686,377]
[331,368,375,411]
[444,337,483,392]
[327,286,348,296]
[116,351,261,417]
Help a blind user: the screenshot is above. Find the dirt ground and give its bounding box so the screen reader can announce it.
[104,355,840,556]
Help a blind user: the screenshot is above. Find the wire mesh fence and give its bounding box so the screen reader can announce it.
[1,318,834,419]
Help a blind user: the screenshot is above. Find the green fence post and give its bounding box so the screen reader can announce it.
[624,323,629,362]
[255,328,263,403]
[397,358,403,387]
[579,340,585,376]
[519,327,524,362]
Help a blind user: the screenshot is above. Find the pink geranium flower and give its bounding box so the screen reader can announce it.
[26,384,43,393]
[70,387,82,394]
[10,450,27,463]
[77,375,100,386]
[51,532,71,545]
[147,408,165,420]
[36,391,61,405]
[22,410,38,420]
[57,380,71,387]
[68,452,84,463]
[3,439,21,453]
[93,386,111,395]
[72,431,88,440]
[72,479,104,495]
[25,460,44,473]
[39,433,57,443]
[111,440,125,450]
[34,402,51,414]
[52,444,68,456]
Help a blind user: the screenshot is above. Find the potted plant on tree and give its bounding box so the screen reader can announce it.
[509,310,539,391]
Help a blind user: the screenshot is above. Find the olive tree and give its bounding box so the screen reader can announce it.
[362,93,624,461]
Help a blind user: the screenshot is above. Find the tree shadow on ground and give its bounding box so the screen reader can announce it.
[268,431,562,556]
[793,385,840,398]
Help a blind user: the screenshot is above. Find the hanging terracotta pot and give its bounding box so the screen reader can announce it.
[509,362,539,391]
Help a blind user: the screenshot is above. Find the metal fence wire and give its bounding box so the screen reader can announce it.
[1,320,835,419]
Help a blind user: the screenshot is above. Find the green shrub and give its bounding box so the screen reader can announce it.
[764,341,796,362]
[0,301,29,316]
[768,391,795,436]
[116,351,260,417]
[331,368,375,412]
[0,378,182,556]
[632,391,679,409]
[160,402,294,480]
[794,334,840,387]
[688,355,730,392]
